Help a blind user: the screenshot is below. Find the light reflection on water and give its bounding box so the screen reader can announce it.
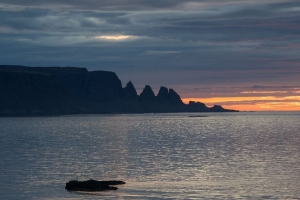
[0,112,300,199]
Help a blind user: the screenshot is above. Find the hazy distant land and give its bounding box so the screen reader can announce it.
[0,65,237,116]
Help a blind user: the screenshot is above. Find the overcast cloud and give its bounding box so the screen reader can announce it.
[1,0,300,109]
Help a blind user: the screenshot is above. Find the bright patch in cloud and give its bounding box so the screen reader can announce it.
[94,35,139,41]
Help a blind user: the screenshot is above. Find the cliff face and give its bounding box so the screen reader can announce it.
[0,65,237,116]
[83,71,123,102]
[0,70,84,116]
[0,66,123,103]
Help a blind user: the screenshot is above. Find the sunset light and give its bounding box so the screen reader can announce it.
[2,0,300,199]
[182,96,300,111]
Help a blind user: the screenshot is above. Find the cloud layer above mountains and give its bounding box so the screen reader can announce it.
[1,0,300,110]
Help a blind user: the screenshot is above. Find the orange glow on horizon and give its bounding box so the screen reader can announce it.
[182,96,300,111]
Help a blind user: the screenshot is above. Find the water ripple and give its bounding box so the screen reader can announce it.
[0,112,299,199]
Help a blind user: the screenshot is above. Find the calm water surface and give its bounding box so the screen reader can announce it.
[0,112,299,199]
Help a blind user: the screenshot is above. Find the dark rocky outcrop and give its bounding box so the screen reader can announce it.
[0,65,238,116]
[139,85,156,101]
[123,81,138,99]
[168,89,183,105]
[209,105,228,112]
[185,101,209,112]
[157,86,169,102]
[65,180,126,191]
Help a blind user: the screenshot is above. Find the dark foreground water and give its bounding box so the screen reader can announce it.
[0,112,299,199]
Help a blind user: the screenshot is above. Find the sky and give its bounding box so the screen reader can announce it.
[1,0,300,111]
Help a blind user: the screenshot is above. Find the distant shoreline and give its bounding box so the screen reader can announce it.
[0,65,238,116]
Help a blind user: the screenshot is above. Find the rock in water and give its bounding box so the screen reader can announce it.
[65,180,126,191]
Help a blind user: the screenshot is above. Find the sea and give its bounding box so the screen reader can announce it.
[0,112,299,200]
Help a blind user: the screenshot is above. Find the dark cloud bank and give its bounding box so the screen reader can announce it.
[1,0,300,100]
